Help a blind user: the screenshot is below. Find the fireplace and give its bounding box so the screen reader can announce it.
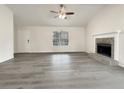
[96,38,114,58]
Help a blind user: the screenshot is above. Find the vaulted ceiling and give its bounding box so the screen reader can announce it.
[7,4,106,27]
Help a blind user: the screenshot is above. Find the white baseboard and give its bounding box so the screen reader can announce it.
[118,62,124,68]
[0,55,14,63]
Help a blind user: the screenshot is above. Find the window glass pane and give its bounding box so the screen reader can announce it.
[60,31,68,46]
[53,31,60,46]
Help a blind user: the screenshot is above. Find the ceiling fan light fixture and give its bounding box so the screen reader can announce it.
[62,14,66,19]
[59,14,66,19]
[61,16,65,19]
[59,14,62,19]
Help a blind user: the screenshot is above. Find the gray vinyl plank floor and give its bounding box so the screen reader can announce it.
[0,53,124,89]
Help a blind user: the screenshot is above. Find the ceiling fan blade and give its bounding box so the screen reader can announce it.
[50,11,58,13]
[66,12,74,15]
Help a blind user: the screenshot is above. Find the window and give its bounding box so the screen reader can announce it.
[53,31,69,46]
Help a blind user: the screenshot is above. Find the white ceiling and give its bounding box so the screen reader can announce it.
[7,4,106,27]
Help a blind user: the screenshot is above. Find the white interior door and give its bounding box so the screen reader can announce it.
[17,30,31,53]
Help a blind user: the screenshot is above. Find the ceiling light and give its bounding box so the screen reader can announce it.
[61,14,66,19]
[59,14,66,19]
[59,15,62,19]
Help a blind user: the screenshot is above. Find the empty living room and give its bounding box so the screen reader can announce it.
[1,0,124,91]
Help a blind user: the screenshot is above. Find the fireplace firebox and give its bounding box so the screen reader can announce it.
[97,43,111,57]
[96,38,114,58]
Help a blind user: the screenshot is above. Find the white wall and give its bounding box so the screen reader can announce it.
[0,5,13,63]
[86,5,124,65]
[15,27,85,53]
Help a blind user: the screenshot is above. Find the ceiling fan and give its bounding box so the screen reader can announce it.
[50,4,74,19]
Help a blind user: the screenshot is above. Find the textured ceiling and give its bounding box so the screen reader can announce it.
[7,4,106,27]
